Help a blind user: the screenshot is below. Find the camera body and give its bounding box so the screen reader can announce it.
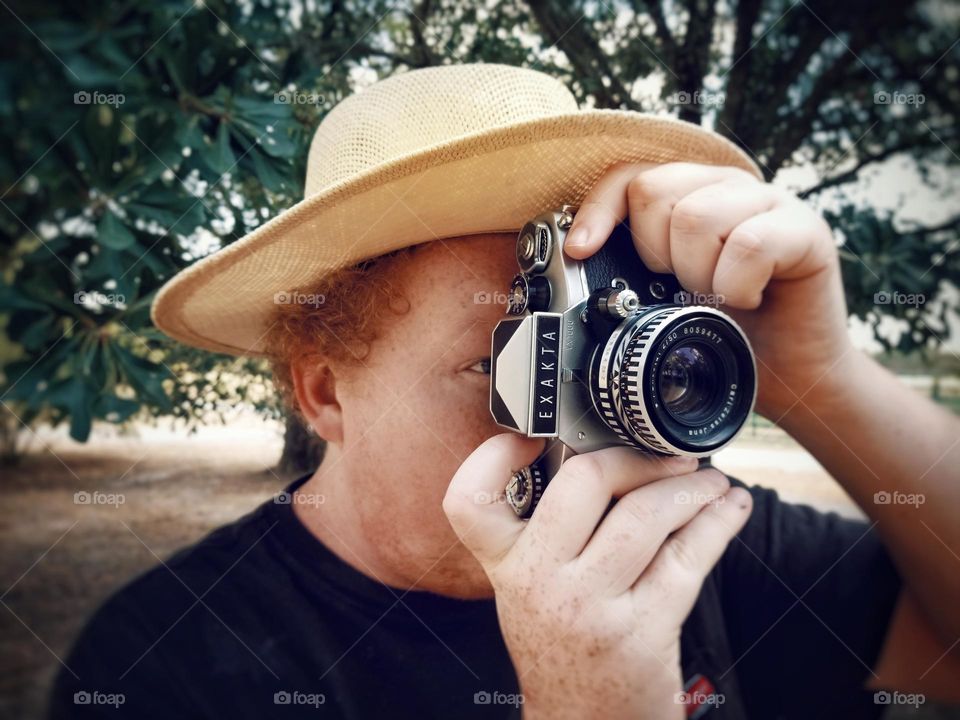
[490,207,756,517]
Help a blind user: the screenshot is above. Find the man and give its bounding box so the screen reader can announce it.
[52,64,959,719]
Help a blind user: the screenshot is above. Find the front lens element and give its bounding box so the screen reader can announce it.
[658,343,723,424]
[588,306,756,455]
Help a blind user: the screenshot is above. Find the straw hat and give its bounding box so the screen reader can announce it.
[151,63,761,356]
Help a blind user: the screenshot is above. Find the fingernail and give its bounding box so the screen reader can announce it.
[566,226,589,249]
[670,455,698,470]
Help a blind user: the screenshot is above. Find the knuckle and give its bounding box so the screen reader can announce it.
[671,199,712,236]
[626,174,660,207]
[726,229,765,257]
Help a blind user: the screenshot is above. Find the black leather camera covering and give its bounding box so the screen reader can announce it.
[582,222,682,304]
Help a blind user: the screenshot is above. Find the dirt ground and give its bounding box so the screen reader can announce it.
[0,417,955,719]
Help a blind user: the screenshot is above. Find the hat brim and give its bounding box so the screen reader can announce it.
[151,109,762,356]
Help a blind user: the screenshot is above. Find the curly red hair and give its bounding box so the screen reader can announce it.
[264,247,415,416]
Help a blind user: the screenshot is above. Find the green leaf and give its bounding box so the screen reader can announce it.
[255,125,300,160]
[250,150,292,193]
[0,283,52,312]
[125,185,207,234]
[94,393,141,422]
[203,121,236,175]
[64,54,122,87]
[18,315,58,352]
[67,379,94,442]
[113,345,173,412]
[231,96,293,126]
[97,210,137,251]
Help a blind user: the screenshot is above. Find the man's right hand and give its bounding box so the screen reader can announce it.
[443,434,753,720]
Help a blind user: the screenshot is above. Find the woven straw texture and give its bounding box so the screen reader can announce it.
[152,64,761,356]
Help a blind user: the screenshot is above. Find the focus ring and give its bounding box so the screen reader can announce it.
[591,307,680,452]
[619,307,683,453]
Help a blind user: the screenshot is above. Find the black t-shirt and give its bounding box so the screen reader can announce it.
[49,476,900,719]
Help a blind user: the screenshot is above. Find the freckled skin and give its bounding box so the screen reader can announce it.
[292,227,753,718]
[279,157,960,715]
[294,233,518,597]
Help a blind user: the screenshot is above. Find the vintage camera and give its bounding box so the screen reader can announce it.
[490,207,756,518]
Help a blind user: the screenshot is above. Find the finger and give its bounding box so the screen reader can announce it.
[522,450,699,562]
[713,203,831,309]
[627,163,760,273]
[564,163,646,257]
[443,433,545,567]
[669,182,780,294]
[574,469,731,596]
[634,484,753,625]
[566,162,752,262]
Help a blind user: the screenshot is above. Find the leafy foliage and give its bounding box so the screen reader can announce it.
[1,0,957,448]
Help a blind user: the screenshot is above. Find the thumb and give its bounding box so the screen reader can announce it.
[443,433,545,567]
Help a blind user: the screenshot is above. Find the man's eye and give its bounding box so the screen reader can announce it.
[468,358,491,374]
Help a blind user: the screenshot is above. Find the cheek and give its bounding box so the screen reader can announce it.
[402,372,500,475]
[342,371,500,499]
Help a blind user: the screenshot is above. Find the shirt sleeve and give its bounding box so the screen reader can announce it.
[720,479,902,720]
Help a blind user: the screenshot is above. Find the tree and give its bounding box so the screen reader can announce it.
[1,0,957,463]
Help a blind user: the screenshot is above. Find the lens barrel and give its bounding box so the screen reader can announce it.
[589,306,755,455]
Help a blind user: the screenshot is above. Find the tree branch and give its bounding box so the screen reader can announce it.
[674,0,717,124]
[764,50,876,175]
[798,137,939,197]
[527,0,640,109]
[717,0,763,135]
[408,0,437,67]
[636,0,676,59]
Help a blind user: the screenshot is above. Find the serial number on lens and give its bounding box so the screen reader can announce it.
[665,326,724,345]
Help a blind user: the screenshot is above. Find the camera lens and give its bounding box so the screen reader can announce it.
[658,344,723,424]
[589,306,755,455]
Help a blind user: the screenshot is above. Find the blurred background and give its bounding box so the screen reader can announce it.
[0,0,958,717]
